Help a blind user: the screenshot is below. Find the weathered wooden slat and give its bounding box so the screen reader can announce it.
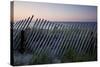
[29,19,46,52]
[34,21,49,55]
[25,19,41,49]
[36,22,52,56]
[27,19,44,50]
[12,15,97,60]
[14,16,34,49]
[37,22,55,55]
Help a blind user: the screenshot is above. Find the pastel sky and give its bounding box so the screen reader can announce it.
[13,1,97,22]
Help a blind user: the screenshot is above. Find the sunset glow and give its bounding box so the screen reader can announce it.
[13,1,97,22]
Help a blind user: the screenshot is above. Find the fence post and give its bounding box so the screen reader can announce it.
[19,30,25,54]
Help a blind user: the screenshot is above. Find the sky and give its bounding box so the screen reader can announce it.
[13,1,97,22]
